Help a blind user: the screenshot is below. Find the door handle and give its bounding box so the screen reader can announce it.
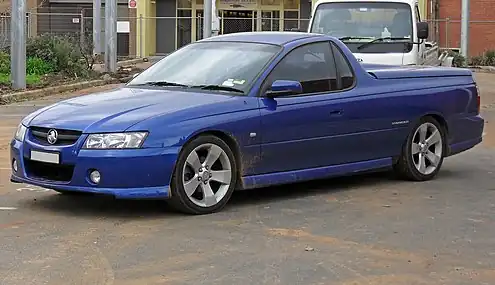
[330,109,344,116]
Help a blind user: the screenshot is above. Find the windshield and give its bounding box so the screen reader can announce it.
[310,2,413,53]
[127,41,281,94]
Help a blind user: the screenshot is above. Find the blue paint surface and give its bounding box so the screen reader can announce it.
[10,32,485,198]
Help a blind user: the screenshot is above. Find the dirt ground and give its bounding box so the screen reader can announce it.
[0,71,494,285]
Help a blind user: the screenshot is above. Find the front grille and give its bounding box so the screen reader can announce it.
[24,159,75,182]
[30,126,82,146]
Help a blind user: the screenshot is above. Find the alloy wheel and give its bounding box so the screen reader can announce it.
[411,122,443,175]
[182,143,233,208]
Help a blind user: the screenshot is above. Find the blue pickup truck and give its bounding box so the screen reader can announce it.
[11,31,484,214]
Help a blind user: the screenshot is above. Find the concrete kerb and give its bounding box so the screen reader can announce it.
[0,78,127,106]
[469,66,495,73]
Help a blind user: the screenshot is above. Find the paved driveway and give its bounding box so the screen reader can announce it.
[0,73,494,285]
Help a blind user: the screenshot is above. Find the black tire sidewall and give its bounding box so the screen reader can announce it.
[403,117,446,180]
[170,135,238,214]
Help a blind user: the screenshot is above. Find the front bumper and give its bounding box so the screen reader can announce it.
[10,137,179,199]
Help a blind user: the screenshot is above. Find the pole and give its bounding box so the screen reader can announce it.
[203,0,212,39]
[105,0,117,72]
[211,0,219,36]
[460,0,469,58]
[93,0,102,54]
[139,14,143,57]
[10,0,26,89]
[80,10,85,47]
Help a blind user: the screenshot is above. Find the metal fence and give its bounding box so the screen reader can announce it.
[426,18,495,55]
[3,12,495,58]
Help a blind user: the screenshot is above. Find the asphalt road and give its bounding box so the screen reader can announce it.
[0,73,495,285]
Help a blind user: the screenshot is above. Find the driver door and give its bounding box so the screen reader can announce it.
[256,41,348,174]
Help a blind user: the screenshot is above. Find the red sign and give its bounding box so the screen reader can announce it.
[128,0,137,8]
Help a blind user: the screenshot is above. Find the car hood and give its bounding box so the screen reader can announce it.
[24,87,241,133]
[353,52,405,65]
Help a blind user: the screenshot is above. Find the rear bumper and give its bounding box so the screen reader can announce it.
[447,114,484,156]
[447,136,483,156]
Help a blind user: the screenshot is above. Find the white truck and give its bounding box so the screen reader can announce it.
[308,0,453,66]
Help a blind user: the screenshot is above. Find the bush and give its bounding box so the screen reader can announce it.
[469,55,484,66]
[483,50,495,66]
[0,74,42,86]
[27,57,55,75]
[26,33,92,77]
[0,52,55,76]
[468,49,495,66]
[446,50,466,67]
[0,51,9,74]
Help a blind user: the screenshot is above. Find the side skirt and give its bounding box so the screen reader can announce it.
[240,157,393,190]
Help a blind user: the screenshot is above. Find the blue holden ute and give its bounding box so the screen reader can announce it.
[10,32,484,215]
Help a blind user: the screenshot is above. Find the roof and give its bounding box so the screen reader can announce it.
[199,31,326,46]
[314,0,417,6]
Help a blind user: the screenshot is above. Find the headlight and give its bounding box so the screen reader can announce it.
[83,132,148,149]
[14,124,27,142]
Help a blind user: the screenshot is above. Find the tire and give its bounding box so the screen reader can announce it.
[168,135,238,215]
[394,116,447,181]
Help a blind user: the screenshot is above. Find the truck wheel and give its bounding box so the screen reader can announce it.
[394,116,446,181]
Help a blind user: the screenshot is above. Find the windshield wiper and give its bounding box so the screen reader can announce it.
[135,81,189,87]
[338,36,374,41]
[189,84,244,93]
[357,37,411,50]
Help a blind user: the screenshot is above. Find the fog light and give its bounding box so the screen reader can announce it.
[89,170,101,184]
[12,159,18,172]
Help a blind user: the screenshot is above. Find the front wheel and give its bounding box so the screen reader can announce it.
[394,117,446,181]
[168,135,238,215]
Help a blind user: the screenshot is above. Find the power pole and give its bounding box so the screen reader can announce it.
[203,0,212,39]
[460,0,469,58]
[93,0,102,55]
[105,0,117,72]
[10,0,26,89]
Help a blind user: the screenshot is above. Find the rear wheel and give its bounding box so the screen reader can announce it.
[168,135,237,214]
[394,117,446,181]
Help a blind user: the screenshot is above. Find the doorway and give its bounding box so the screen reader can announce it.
[221,10,256,34]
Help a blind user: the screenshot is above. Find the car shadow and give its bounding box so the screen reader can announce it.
[20,169,407,219]
[228,170,397,208]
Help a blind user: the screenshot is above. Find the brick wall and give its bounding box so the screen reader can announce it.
[437,0,495,57]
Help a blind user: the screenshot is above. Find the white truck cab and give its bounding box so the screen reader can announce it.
[308,0,452,66]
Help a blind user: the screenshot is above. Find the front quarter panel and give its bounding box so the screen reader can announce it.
[128,96,262,176]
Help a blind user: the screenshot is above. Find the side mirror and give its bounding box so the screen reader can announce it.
[417,21,429,40]
[265,80,303,97]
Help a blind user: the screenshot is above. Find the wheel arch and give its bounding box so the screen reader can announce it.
[424,113,449,138]
[172,129,244,190]
[409,112,449,140]
[394,112,450,164]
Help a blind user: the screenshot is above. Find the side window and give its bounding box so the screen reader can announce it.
[331,43,355,90]
[265,41,338,95]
